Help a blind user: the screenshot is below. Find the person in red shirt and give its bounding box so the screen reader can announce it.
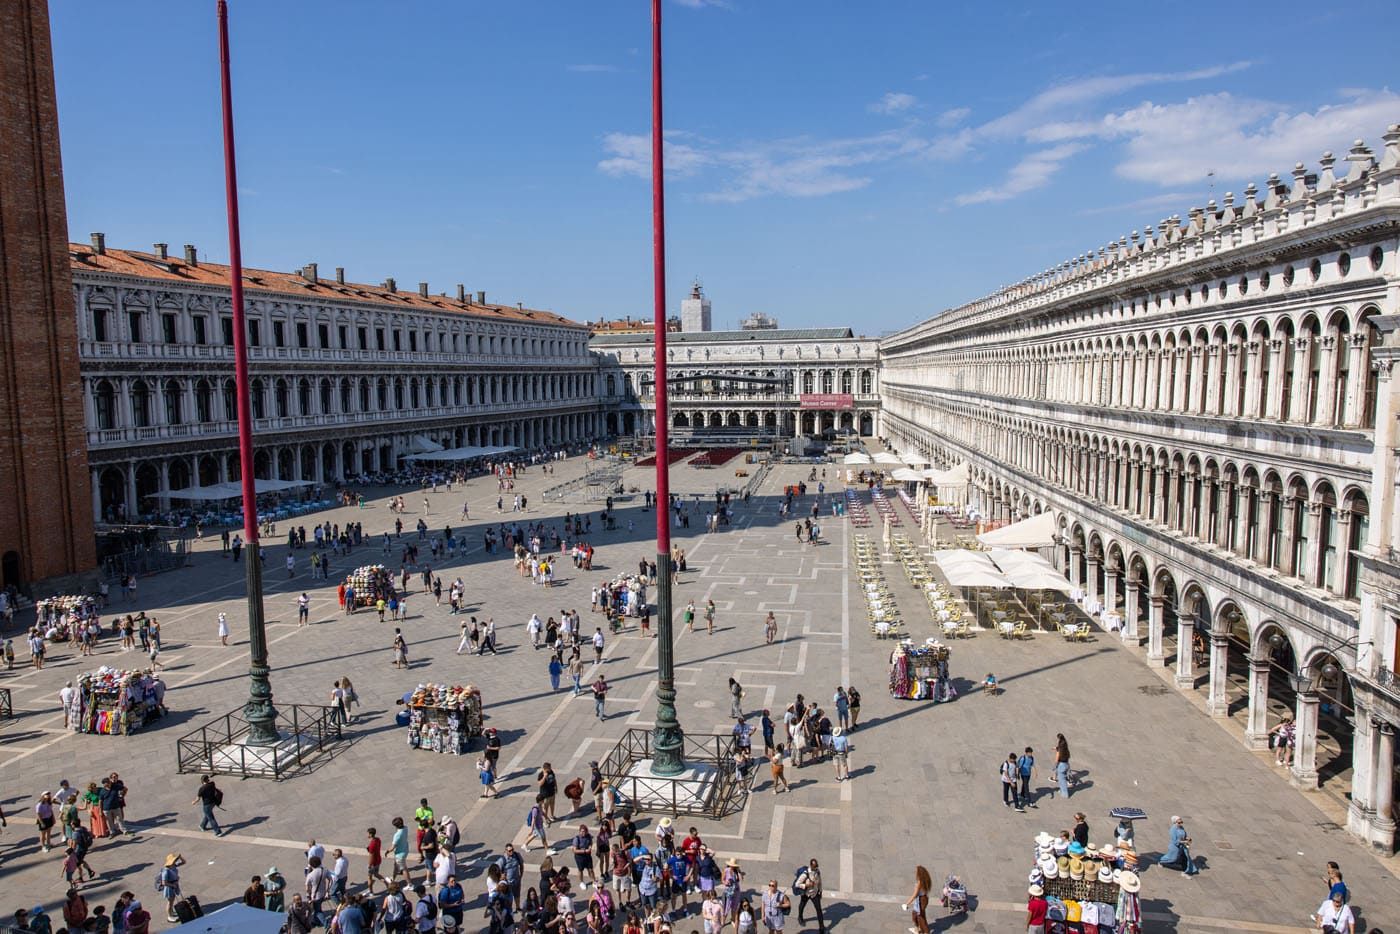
[366,827,386,893]
[681,828,703,881]
[1026,883,1049,934]
[124,900,152,934]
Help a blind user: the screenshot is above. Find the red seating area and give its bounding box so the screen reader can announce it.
[691,447,743,467]
[636,449,699,467]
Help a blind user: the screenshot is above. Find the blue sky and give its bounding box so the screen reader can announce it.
[51,0,1400,335]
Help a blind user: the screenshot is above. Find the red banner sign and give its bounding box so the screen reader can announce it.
[799,393,854,410]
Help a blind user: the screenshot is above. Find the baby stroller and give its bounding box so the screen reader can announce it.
[940,873,968,914]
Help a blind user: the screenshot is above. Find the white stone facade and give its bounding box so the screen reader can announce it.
[71,247,600,521]
[879,129,1400,851]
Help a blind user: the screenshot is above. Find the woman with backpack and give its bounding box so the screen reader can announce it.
[379,881,408,934]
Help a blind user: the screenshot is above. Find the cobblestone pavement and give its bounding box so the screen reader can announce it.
[2,455,1398,933]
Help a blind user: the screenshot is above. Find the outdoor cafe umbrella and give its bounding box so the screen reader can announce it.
[1109,806,1148,821]
[843,452,873,465]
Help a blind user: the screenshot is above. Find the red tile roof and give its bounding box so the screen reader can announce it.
[68,243,583,327]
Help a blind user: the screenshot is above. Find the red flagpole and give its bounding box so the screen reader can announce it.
[218,0,278,744]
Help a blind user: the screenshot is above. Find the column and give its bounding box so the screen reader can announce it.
[1217,480,1235,549]
[1174,615,1195,688]
[1266,339,1287,418]
[1206,633,1229,716]
[1124,580,1141,642]
[1372,722,1396,848]
[1104,566,1119,616]
[1344,334,1368,427]
[1147,595,1165,663]
[1086,557,1101,604]
[91,469,103,524]
[1244,656,1272,748]
[1068,547,1084,589]
[1313,337,1338,425]
[1279,498,1298,574]
[1290,690,1321,789]
[124,462,137,518]
[1288,338,1311,422]
[1347,711,1374,840]
[1302,501,1323,585]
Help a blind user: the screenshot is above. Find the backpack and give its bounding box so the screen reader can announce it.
[74,826,93,849]
[212,786,224,806]
[421,896,437,921]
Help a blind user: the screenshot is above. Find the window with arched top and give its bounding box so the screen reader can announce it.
[1343,491,1369,598]
[94,380,116,430]
[130,379,151,427]
[320,378,332,414]
[274,379,289,418]
[249,378,265,420]
[1315,482,1339,591]
[195,379,213,423]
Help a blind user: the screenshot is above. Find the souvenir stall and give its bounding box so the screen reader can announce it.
[402,683,484,755]
[344,565,394,608]
[888,640,955,701]
[1026,831,1142,933]
[69,667,163,736]
[36,595,97,641]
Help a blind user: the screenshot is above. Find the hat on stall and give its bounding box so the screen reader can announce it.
[1034,831,1055,848]
[1068,858,1084,881]
[1036,846,1054,863]
[1028,884,1044,897]
[1085,844,1099,857]
[1118,870,1142,894]
[1098,866,1114,884]
[1067,841,1086,856]
[1028,870,1042,885]
[1039,859,1058,880]
[1111,869,1123,884]
[1083,859,1101,879]
[1098,844,1117,859]
[1056,856,1070,874]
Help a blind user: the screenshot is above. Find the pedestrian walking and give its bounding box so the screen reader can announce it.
[1017,747,1037,807]
[704,599,716,635]
[549,655,563,692]
[902,865,932,934]
[217,612,230,646]
[1052,733,1072,798]
[847,685,861,730]
[1001,753,1023,811]
[523,798,549,852]
[833,688,849,731]
[366,828,387,894]
[1158,815,1199,876]
[592,627,605,665]
[769,745,790,794]
[193,775,224,836]
[729,677,744,719]
[760,879,790,933]
[831,727,851,781]
[684,600,696,633]
[764,611,777,644]
[592,675,609,720]
[392,629,408,669]
[298,593,310,627]
[796,860,825,932]
[477,757,498,798]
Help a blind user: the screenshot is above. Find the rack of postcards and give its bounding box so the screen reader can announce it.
[888,641,955,701]
[69,667,162,736]
[1027,832,1142,933]
[405,683,484,755]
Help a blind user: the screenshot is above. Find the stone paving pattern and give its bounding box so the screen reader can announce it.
[2,455,1398,933]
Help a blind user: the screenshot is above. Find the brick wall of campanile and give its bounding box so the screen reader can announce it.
[0,0,97,589]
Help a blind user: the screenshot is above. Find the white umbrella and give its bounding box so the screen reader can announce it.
[872,452,903,465]
[843,452,873,465]
[891,467,923,482]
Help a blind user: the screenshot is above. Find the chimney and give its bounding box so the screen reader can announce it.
[384,277,396,292]
[303,262,318,283]
[476,290,486,304]
[455,284,466,302]
[418,282,429,298]
[335,267,345,284]
[183,244,198,266]
[90,232,106,255]
[153,242,168,260]
[517,301,524,310]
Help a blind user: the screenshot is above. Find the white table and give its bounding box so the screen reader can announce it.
[1102,612,1123,632]
[941,621,960,635]
[937,608,951,622]
[999,621,1017,637]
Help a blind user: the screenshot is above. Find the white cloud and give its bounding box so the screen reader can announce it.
[954,144,1085,205]
[566,64,618,73]
[1102,89,1400,185]
[598,128,920,202]
[1078,191,1197,216]
[936,107,971,128]
[870,92,918,115]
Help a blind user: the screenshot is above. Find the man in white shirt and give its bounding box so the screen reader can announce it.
[526,614,542,649]
[306,839,326,868]
[433,849,456,887]
[54,778,79,805]
[1312,892,1355,933]
[330,848,349,898]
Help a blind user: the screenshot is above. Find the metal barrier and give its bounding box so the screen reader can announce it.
[599,728,748,818]
[175,704,342,779]
[0,687,12,719]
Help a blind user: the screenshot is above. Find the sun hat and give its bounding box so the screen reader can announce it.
[1170,815,1182,823]
[726,858,741,868]
[1067,841,1086,856]
[832,726,843,737]
[267,867,280,876]
[1098,844,1117,859]
[659,818,672,829]
[1056,856,1070,873]
[1097,866,1114,883]
[1085,844,1099,856]
[1068,858,1084,881]
[1028,884,1044,897]
[1118,870,1142,893]
[1039,859,1058,879]
[1034,831,1055,848]
[164,853,182,866]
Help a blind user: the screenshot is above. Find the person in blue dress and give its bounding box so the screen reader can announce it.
[1158,816,1199,876]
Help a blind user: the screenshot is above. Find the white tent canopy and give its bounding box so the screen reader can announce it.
[890,467,924,482]
[932,549,1014,588]
[402,444,520,462]
[164,904,285,934]
[164,478,313,501]
[872,451,904,465]
[988,548,1071,591]
[843,452,873,465]
[976,511,1056,548]
[408,434,444,454]
[924,462,970,486]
